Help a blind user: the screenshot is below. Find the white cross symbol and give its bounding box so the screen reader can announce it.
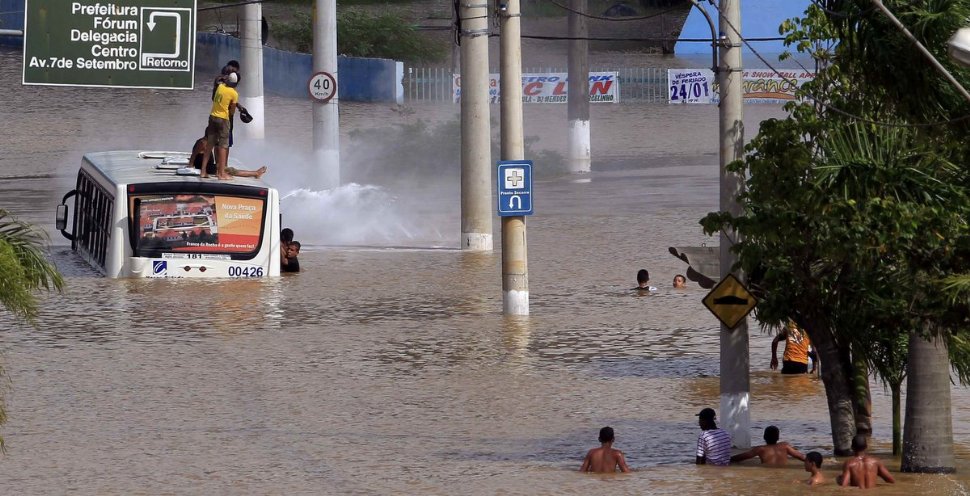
[505,168,524,189]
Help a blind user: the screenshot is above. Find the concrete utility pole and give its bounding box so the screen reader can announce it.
[313,0,340,188]
[451,2,461,75]
[239,2,265,140]
[718,0,750,449]
[567,0,591,175]
[498,0,529,315]
[459,0,494,251]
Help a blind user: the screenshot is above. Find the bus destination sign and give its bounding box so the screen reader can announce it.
[23,0,196,89]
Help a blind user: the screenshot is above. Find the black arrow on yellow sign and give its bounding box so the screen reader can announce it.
[703,273,758,330]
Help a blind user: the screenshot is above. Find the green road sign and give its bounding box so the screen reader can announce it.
[23,0,196,89]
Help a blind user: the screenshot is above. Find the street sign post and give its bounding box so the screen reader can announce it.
[702,273,757,329]
[308,71,337,103]
[22,0,196,89]
[497,160,533,216]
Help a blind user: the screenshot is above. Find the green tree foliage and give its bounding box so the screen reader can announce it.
[0,209,63,324]
[273,10,445,63]
[701,1,970,460]
[0,209,64,451]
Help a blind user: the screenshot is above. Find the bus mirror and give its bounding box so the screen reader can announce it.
[56,204,69,231]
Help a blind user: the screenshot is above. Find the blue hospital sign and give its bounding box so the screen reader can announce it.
[497,160,533,216]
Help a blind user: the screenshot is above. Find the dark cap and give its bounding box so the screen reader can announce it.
[696,408,716,421]
[239,108,253,123]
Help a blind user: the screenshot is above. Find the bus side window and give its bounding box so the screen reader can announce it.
[74,171,113,269]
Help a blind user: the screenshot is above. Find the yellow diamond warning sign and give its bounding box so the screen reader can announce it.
[702,273,757,329]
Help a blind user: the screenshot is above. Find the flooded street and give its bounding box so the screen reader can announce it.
[1,46,969,494]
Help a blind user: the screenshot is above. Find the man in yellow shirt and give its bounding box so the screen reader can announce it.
[770,320,816,374]
[204,72,240,180]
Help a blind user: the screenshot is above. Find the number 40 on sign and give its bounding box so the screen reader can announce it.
[308,72,337,103]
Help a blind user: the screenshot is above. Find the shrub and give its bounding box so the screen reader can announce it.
[273,10,445,63]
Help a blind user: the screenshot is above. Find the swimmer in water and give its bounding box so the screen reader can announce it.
[730,426,806,467]
[803,451,824,486]
[579,426,631,473]
[633,269,657,292]
[673,274,687,289]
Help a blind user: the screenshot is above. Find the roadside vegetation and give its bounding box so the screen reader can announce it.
[0,209,64,448]
[207,0,691,61]
[700,1,970,471]
[273,10,445,62]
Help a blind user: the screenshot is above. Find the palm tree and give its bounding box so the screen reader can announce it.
[0,209,63,323]
[0,209,63,450]
[901,331,955,473]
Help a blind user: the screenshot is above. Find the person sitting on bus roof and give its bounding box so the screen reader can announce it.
[282,241,301,273]
[190,137,266,179]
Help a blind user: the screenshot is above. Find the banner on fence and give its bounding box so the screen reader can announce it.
[453,72,619,104]
[667,69,815,104]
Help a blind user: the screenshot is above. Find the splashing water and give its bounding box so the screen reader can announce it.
[280,183,453,248]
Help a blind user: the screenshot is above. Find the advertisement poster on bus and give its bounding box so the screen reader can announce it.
[667,68,815,104]
[133,194,264,254]
[453,72,619,104]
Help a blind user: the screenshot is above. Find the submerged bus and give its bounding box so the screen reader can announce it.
[56,151,281,278]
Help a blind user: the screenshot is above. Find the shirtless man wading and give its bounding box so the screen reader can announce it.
[579,426,631,473]
[730,425,806,467]
[838,434,896,489]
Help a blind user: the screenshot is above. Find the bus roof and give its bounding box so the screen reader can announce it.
[82,150,274,189]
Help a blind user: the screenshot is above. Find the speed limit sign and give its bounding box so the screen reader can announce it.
[308,72,337,103]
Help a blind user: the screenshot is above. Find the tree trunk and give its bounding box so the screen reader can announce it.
[808,325,856,455]
[892,383,902,456]
[851,351,872,437]
[901,331,955,473]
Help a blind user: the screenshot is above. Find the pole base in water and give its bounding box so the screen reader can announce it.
[720,392,751,449]
[461,232,493,251]
[568,119,591,174]
[503,290,529,315]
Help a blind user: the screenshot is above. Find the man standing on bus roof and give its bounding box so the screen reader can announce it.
[212,60,239,99]
[205,72,241,181]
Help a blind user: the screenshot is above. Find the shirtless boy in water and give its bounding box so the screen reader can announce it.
[579,427,631,473]
[838,435,895,489]
[803,451,825,486]
[730,426,806,467]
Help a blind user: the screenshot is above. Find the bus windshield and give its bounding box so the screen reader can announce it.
[130,193,266,257]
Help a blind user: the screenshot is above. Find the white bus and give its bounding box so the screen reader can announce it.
[56,151,281,278]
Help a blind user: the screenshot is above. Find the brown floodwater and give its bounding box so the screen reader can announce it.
[0,47,968,494]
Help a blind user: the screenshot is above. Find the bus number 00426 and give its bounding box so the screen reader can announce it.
[229,266,264,278]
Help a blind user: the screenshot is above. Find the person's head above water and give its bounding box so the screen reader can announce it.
[673,274,687,288]
[764,425,780,445]
[805,451,823,469]
[851,434,868,453]
[599,426,615,444]
[286,241,301,258]
[637,269,649,285]
[281,228,294,243]
[696,407,717,428]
